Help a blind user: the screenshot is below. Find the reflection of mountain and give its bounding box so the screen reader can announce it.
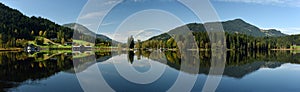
[70,52,119,73]
[144,50,300,78]
[57,50,300,79]
[198,62,284,78]
[0,52,73,91]
[0,51,118,91]
[3,50,299,91]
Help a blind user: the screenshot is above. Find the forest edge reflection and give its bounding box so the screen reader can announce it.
[0,50,300,91]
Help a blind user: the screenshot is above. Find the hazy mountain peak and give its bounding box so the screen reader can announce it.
[148,19,287,41]
[63,23,114,42]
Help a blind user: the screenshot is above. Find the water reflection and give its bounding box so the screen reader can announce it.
[128,51,134,64]
[0,50,300,91]
[0,51,73,92]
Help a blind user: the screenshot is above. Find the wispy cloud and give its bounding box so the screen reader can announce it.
[79,11,105,19]
[215,0,300,7]
[135,29,162,41]
[132,0,144,2]
[100,22,114,26]
[99,29,162,43]
[104,0,122,5]
[277,27,300,35]
[128,0,174,3]
[264,27,300,35]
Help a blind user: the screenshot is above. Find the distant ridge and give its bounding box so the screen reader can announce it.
[63,23,119,43]
[184,19,286,37]
[149,19,287,41]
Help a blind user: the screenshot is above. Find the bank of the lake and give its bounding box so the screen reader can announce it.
[0,48,22,51]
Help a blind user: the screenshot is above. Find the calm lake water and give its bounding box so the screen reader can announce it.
[1,50,300,92]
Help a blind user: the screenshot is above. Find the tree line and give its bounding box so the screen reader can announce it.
[130,32,300,50]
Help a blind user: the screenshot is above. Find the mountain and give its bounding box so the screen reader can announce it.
[0,2,118,47]
[148,19,287,41]
[185,19,287,37]
[63,23,96,37]
[261,29,287,37]
[0,3,73,47]
[220,19,286,37]
[63,23,118,43]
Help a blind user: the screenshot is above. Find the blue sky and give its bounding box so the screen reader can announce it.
[0,0,300,42]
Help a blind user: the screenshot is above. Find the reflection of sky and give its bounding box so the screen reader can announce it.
[97,54,180,91]
[271,63,300,71]
[13,72,83,92]
[101,54,152,72]
[8,52,300,91]
[216,63,300,92]
[96,53,300,91]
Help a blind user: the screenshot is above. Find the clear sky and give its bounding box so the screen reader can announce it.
[0,0,300,42]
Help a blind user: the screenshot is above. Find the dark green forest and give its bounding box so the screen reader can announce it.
[1,2,300,50]
[0,3,114,48]
[139,20,300,50]
[139,31,300,50]
[0,3,74,47]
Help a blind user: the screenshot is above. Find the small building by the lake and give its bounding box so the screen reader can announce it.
[24,44,40,53]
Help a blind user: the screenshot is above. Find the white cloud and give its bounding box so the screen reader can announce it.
[128,0,174,3]
[216,0,300,7]
[277,27,300,35]
[100,22,114,26]
[135,29,163,41]
[264,27,300,35]
[79,11,105,19]
[133,0,144,2]
[99,29,163,43]
[104,0,121,5]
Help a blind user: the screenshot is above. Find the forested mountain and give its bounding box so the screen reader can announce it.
[261,29,286,37]
[219,19,286,37]
[63,23,119,46]
[142,19,299,50]
[150,19,286,41]
[0,3,73,47]
[63,23,113,41]
[0,3,116,47]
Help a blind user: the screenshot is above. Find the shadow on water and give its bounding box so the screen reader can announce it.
[0,50,300,91]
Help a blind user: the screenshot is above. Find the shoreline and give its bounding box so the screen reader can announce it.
[0,48,22,51]
[1,47,300,52]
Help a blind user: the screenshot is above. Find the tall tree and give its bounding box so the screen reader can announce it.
[127,35,134,49]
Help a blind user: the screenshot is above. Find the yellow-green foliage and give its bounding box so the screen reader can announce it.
[291,45,300,49]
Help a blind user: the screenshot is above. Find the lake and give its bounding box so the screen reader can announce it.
[1,50,300,92]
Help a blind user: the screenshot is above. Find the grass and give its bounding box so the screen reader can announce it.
[27,36,72,49]
[291,45,300,49]
[22,37,112,51]
[73,40,94,46]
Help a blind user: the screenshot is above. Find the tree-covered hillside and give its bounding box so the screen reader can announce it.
[0,3,73,47]
[141,19,298,50]
[171,19,286,37]
[63,23,120,46]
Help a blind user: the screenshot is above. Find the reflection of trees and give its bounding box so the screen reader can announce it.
[0,52,73,91]
[71,52,113,73]
[0,51,119,91]
[127,51,134,63]
[141,50,300,78]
